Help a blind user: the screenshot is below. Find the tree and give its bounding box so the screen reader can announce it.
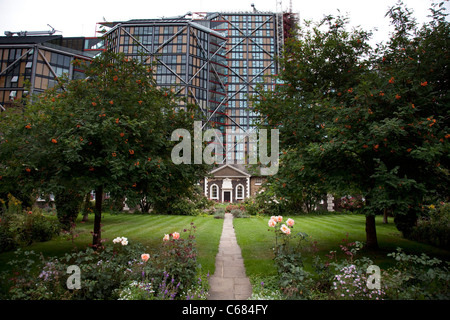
[255,2,449,249]
[259,147,328,214]
[0,50,209,248]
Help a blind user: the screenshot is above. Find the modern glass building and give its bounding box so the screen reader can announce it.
[1,10,295,163]
[102,18,229,146]
[99,10,292,164]
[206,12,279,163]
[0,34,103,111]
[102,11,292,163]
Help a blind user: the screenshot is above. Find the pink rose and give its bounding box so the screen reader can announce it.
[141,253,150,262]
[277,216,283,222]
[268,219,277,227]
[286,218,295,227]
[172,232,180,240]
[280,224,291,235]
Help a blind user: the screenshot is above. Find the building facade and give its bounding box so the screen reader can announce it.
[206,12,279,163]
[0,34,103,111]
[1,10,297,205]
[101,17,229,149]
[201,164,265,203]
[99,10,295,164]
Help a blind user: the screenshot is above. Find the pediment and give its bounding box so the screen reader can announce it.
[210,164,250,178]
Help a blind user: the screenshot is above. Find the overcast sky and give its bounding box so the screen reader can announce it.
[0,0,448,45]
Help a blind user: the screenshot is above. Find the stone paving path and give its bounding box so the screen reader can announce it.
[207,213,252,300]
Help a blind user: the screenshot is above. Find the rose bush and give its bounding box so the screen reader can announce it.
[0,223,207,300]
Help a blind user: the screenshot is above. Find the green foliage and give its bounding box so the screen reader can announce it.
[230,208,249,218]
[267,216,314,298]
[54,188,83,230]
[260,149,328,214]
[225,204,244,212]
[249,275,283,300]
[0,250,71,300]
[409,202,450,249]
[153,223,199,290]
[0,223,205,300]
[213,207,225,219]
[0,196,60,252]
[0,50,209,246]
[383,248,450,299]
[243,192,284,216]
[265,224,449,300]
[150,186,214,215]
[102,196,123,214]
[255,2,450,244]
[338,196,364,212]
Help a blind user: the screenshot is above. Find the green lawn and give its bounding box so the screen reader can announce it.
[0,213,224,275]
[1,212,449,281]
[233,214,450,277]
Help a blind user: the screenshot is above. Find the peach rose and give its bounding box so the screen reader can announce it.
[172,232,180,240]
[286,218,295,227]
[280,224,291,235]
[141,253,150,262]
[268,219,277,227]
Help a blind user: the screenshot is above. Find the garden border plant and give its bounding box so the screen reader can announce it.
[0,221,210,300]
[257,214,450,300]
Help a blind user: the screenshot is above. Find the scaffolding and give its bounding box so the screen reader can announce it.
[99,8,299,164]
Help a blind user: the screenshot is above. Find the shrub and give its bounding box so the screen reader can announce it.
[0,222,203,300]
[1,249,71,300]
[331,264,386,300]
[103,196,125,214]
[338,196,363,212]
[213,208,225,219]
[1,239,146,300]
[267,215,315,299]
[409,202,450,249]
[0,223,16,253]
[382,248,450,300]
[225,204,244,213]
[29,209,60,242]
[117,273,209,300]
[54,188,83,230]
[249,275,283,300]
[153,186,214,216]
[68,242,146,300]
[117,280,157,300]
[164,197,201,216]
[0,201,60,252]
[230,208,249,218]
[155,224,198,290]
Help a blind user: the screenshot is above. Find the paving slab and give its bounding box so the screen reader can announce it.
[207,213,252,300]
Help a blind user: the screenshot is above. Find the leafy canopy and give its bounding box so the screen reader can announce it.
[255,2,449,234]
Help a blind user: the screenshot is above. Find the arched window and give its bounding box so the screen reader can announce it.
[236,184,244,199]
[211,184,219,200]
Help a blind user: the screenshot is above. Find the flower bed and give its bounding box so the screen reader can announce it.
[262,215,450,300]
[0,223,209,300]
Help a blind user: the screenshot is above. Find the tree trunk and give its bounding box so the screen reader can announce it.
[92,185,103,249]
[365,214,379,250]
[82,192,90,222]
[383,208,389,224]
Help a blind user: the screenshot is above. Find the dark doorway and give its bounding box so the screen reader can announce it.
[224,191,231,202]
